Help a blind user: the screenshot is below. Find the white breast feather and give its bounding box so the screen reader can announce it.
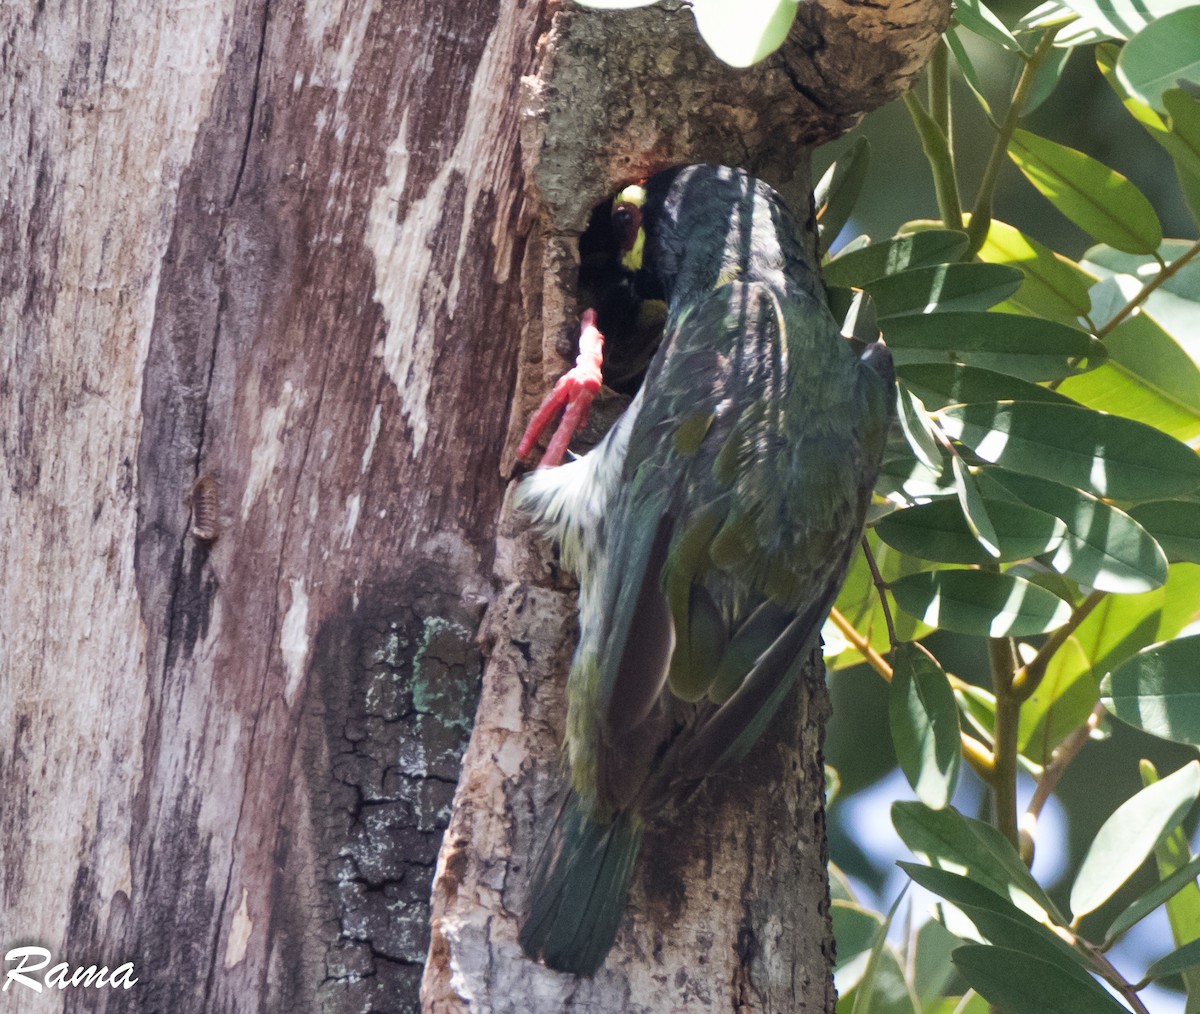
[514,389,643,581]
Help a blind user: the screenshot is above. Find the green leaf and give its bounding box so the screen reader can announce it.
[1116,6,1200,111]
[1165,90,1200,223]
[914,919,963,1008]
[826,533,933,670]
[956,683,998,745]
[1024,43,1073,115]
[689,0,799,67]
[1110,312,1200,419]
[1101,635,1200,744]
[1083,240,1200,342]
[1056,0,1200,40]
[980,468,1169,593]
[898,363,1077,410]
[1098,46,1200,209]
[955,0,1024,51]
[1056,358,1200,444]
[900,863,1097,985]
[1105,852,1200,943]
[833,900,885,972]
[1017,636,1100,766]
[902,864,1070,950]
[952,456,1001,559]
[1130,500,1200,564]
[849,886,914,1014]
[1165,87,1200,173]
[843,289,883,347]
[573,0,659,6]
[882,313,1106,381]
[878,453,956,504]
[824,229,969,287]
[866,263,1023,316]
[1059,305,1200,445]
[952,944,1128,1013]
[1147,937,1200,982]
[830,862,858,903]
[896,385,944,471]
[876,496,1066,564]
[945,28,994,118]
[926,995,989,1014]
[890,644,962,808]
[1019,0,1106,46]
[939,400,1200,500]
[1070,760,1200,916]
[892,570,1072,637]
[1143,760,1200,1003]
[975,218,1095,327]
[1018,0,1077,31]
[891,801,1065,923]
[1041,563,1200,702]
[1008,129,1163,254]
[816,137,871,253]
[842,945,919,1014]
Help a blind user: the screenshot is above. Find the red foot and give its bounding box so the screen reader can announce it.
[518,309,606,468]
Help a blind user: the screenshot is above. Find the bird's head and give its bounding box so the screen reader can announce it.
[612,183,647,272]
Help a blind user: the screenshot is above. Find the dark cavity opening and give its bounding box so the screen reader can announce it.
[574,189,668,397]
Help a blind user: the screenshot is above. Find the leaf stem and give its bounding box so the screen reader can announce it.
[1020,702,1102,862]
[1079,939,1153,1014]
[861,537,898,651]
[960,732,997,783]
[966,28,1060,257]
[827,607,893,680]
[930,39,953,141]
[988,635,1021,852]
[1095,237,1200,339]
[905,91,964,230]
[1011,590,1106,700]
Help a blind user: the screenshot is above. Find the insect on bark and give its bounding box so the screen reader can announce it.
[189,475,221,543]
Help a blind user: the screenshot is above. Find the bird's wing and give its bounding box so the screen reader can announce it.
[589,280,892,807]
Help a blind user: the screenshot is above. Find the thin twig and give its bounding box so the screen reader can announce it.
[1020,703,1103,862]
[1012,590,1106,700]
[988,635,1021,850]
[1095,237,1200,339]
[1080,939,1154,1014]
[960,733,997,783]
[861,537,898,651]
[904,92,964,231]
[966,28,1061,257]
[828,607,893,681]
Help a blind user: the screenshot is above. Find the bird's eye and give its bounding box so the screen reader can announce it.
[612,203,640,252]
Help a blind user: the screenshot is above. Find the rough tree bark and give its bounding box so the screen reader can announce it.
[0,2,945,1013]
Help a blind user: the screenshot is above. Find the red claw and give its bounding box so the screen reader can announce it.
[518,309,606,468]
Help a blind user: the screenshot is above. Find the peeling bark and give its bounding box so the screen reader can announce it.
[1,1,946,1012]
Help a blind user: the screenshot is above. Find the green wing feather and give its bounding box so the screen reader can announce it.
[581,278,891,810]
[522,165,894,978]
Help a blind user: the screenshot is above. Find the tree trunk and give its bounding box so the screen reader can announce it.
[1,2,945,1012]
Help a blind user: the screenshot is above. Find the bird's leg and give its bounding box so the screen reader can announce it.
[518,308,605,468]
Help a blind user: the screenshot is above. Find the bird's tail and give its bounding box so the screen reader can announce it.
[519,791,643,977]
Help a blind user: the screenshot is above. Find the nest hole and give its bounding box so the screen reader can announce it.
[570,185,670,399]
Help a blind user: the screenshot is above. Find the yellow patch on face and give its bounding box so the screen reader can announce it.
[715,266,742,288]
[615,183,646,208]
[620,229,645,271]
[614,183,647,271]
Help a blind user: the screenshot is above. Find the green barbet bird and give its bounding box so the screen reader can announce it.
[516,164,894,977]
